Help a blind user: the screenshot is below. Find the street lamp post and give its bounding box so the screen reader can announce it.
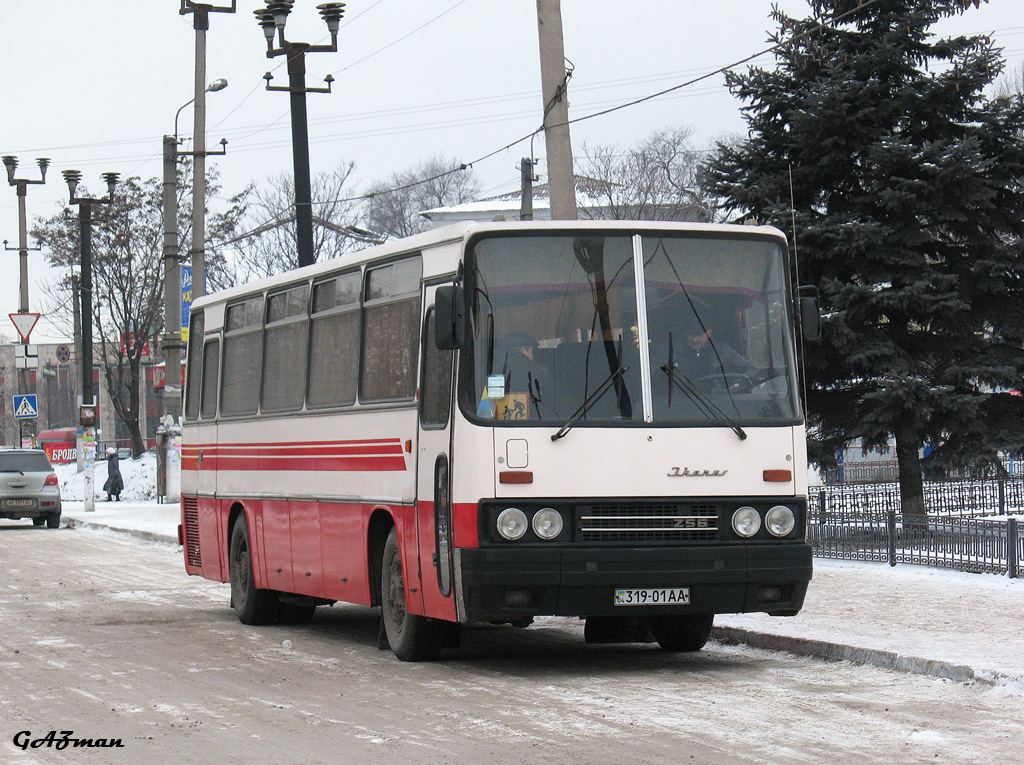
[180,1,236,301]
[62,170,118,513]
[255,2,346,268]
[3,155,49,447]
[3,156,49,313]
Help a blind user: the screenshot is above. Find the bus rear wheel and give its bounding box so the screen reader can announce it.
[381,527,443,661]
[229,516,279,625]
[649,614,714,652]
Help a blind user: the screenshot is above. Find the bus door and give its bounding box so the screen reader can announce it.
[415,287,457,620]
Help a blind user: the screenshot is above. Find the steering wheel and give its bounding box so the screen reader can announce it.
[692,373,753,393]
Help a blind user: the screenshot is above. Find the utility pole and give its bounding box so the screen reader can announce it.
[164,78,227,424]
[162,135,185,425]
[180,1,235,300]
[3,155,49,447]
[520,157,536,221]
[536,0,577,220]
[62,170,119,512]
[254,2,346,268]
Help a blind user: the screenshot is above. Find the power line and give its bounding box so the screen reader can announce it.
[308,0,891,207]
[330,0,472,77]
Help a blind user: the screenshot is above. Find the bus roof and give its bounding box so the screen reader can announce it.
[191,219,787,312]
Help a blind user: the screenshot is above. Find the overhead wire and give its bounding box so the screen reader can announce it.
[17,1,1019,210]
[309,0,890,207]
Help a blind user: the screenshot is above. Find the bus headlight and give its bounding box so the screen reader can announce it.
[731,506,761,538]
[766,505,795,537]
[497,507,528,540]
[532,508,563,540]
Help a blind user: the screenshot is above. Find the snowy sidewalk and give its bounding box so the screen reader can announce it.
[59,497,1023,687]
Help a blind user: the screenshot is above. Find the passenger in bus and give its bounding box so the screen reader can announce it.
[498,330,547,388]
[496,330,552,418]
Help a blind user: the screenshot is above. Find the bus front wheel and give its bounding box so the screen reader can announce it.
[381,527,443,661]
[229,516,279,626]
[649,614,714,652]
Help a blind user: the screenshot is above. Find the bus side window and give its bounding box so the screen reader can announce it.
[360,257,423,402]
[262,284,310,413]
[421,309,453,428]
[184,312,204,421]
[308,272,360,408]
[201,338,221,420]
[221,297,263,416]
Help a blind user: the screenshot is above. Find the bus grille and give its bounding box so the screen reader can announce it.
[182,497,202,567]
[578,503,719,543]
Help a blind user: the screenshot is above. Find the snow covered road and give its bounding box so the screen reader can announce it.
[1,525,1022,764]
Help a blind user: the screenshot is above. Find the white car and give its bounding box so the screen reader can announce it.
[0,449,62,528]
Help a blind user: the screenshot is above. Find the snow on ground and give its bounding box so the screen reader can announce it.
[718,557,1024,683]
[55,452,158,502]
[46,453,1024,684]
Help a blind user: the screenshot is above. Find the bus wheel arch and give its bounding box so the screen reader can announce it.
[367,508,395,609]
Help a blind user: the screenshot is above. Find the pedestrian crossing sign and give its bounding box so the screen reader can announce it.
[13,394,38,419]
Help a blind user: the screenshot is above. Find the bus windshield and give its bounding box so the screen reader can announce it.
[464,231,800,426]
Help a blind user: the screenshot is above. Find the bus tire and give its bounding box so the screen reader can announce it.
[229,516,279,626]
[381,527,442,661]
[650,614,714,652]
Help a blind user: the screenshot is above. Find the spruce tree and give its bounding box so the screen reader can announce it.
[706,0,1024,518]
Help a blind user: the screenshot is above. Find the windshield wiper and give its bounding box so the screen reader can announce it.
[551,365,629,442]
[661,359,746,442]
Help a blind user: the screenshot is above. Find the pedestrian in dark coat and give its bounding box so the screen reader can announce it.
[104,447,124,501]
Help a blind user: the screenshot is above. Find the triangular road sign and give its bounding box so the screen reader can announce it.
[9,312,40,343]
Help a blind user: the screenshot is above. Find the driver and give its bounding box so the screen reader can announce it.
[672,313,757,385]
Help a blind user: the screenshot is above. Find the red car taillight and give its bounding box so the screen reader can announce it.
[44,474,58,486]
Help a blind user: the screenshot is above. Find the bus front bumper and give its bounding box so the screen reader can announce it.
[454,543,812,623]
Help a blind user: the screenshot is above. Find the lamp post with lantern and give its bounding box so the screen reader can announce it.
[3,155,49,447]
[62,169,119,512]
[179,0,236,300]
[254,2,346,268]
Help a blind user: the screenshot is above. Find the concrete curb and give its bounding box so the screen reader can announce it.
[712,625,1020,687]
[64,517,179,547]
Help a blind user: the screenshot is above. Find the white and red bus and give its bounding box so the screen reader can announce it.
[181,220,818,661]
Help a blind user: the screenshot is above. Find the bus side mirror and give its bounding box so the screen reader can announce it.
[435,285,465,350]
[798,286,821,341]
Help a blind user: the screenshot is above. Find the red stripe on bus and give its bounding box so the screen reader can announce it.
[185,437,402,450]
[194,455,407,472]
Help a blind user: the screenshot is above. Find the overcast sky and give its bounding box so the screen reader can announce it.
[2,0,1022,342]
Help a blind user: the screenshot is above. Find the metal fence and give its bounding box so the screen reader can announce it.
[808,479,1023,578]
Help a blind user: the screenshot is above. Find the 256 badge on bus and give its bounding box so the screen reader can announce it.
[614,587,690,606]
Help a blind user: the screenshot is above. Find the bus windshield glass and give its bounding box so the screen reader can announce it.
[465,231,800,426]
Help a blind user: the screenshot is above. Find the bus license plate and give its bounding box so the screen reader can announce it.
[614,587,690,606]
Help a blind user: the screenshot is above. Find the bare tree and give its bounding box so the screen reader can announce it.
[994,61,1024,98]
[576,126,716,222]
[34,178,165,455]
[213,163,366,287]
[363,155,480,240]
[33,165,249,455]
